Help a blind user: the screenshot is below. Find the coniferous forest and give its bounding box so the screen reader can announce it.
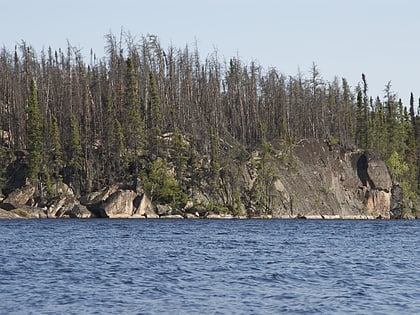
[0,33,419,216]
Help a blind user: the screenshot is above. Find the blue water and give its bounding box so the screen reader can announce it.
[1,219,420,315]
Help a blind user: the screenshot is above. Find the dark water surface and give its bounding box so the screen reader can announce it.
[1,219,419,314]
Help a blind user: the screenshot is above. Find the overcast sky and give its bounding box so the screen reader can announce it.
[2,0,419,104]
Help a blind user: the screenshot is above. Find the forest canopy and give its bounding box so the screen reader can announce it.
[0,32,419,208]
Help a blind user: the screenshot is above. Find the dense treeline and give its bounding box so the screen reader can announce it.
[0,33,419,211]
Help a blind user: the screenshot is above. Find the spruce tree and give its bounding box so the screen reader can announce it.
[401,100,418,201]
[409,93,416,130]
[27,78,43,185]
[186,142,201,201]
[105,98,127,183]
[65,115,84,194]
[68,116,83,170]
[415,96,420,192]
[396,99,408,154]
[209,127,221,196]
[50,115,64,190]
[340,78,354,145]
[148,72,163,158]
[252,138,278,216]
[370,97,387,158]
[142,157,187,209]
[114,117,126,172]
[172,128,188,185]
[383,82,400,156]
[124,57,146,186]
[125,57,145,160]
[355,87,368,148]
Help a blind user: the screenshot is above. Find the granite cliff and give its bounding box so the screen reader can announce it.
[0,139,404,219]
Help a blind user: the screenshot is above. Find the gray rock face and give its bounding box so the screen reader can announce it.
[63,204,92,218]
[156,204,173,217]
[390,184,403,219]
[10,205,47,218]
[4,150,29,195]
[365,154,392,191]
[133,194,158,218]
[47,195,70,218]
[359,153,393,219]
[365,189,391,219]
[0,208,23,219]
[2,184,35,208]
[79,184,121,206]
[242,140,395,219]
[87,189,137,218]
[103,190,137,218]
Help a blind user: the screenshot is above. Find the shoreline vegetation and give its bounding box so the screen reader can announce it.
[0,32,419,219]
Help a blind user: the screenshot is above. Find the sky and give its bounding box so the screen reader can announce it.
[1,0,419,105]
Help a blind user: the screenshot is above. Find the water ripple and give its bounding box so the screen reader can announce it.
[1,219,420,314]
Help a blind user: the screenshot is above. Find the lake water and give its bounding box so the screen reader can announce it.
[1,219,419,314]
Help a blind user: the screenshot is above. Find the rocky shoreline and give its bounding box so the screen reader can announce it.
[0,139,412,220]
[0,206,379,220]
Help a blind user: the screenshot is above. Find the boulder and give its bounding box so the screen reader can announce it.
[160,214,184,219]
[62,204,92,219]
[366,153,392,191]
[48,194,94,218]
[2,184,35,208]
[0,208,24,219]
[46,195,70,218]
[133,194,158,218]
[156,204,173,217]
[184,204,208,217]
[79,183,122,206]
[53,181,75,197]
[89,189,137,218]
[184,212,200,219]
[11,205,47,218]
